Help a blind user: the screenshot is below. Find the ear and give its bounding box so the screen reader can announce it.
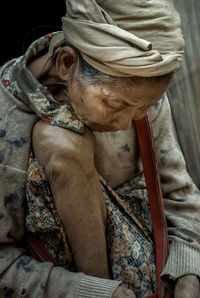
[56,46,78,81]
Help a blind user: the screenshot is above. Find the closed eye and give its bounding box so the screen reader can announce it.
[104,99,128,109]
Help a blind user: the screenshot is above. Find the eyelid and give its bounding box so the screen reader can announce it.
[104,98,129,108]
[106,101,128,109]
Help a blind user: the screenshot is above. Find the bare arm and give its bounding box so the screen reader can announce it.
[32,120,110,278]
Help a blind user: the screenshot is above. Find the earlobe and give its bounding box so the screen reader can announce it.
[56,46,78,81]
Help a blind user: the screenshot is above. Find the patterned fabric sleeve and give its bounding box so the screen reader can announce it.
[149,94,200,291]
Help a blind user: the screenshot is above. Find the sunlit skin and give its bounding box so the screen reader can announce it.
[67,79,164,132]
[29,46,167,132]
[58,48,167,132]
[29,46,200,298]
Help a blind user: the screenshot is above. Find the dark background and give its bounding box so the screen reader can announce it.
[1,1,66,65]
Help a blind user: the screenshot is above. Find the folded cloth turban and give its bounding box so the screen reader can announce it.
[60,0,184,77]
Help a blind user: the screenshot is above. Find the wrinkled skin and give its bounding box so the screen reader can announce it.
[28,46,169,132]
[29,46,200,297]
[174,275,200,298]
[113,286,136,298]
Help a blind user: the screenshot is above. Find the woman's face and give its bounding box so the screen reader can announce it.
[67,78,166,132]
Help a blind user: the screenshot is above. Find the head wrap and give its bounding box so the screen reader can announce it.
[61,0,184,77]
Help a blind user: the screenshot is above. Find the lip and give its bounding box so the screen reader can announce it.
[79,118,87,123]
[77,116,91,125]
[77,115,87,121]
[77,115,122,132]
[87,123,120,132]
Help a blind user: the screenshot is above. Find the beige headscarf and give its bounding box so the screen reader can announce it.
[60,0,184,77]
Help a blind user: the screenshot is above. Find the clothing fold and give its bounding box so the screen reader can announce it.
[62,0,185,77]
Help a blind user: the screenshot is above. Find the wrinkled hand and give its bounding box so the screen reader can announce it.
[112,285,136,298]
[174,275,200,298]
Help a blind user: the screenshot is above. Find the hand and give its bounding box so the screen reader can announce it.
[174,275,200,298]
[112,285,136,298]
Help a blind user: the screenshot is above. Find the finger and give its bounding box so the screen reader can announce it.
[175,284,200,298]
[175,276,200,298]
[123,288,136,297]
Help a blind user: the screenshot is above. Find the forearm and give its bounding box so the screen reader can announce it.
[47,147,110,278]
[149,94,200,288]
[33,121,110,279]
[150,94,200,249]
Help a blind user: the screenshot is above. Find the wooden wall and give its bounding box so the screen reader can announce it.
[167,0,200,188]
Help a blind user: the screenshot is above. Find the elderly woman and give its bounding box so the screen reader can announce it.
[0,1,200,297]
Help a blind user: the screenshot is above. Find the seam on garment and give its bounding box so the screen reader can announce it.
[0,165,27,174]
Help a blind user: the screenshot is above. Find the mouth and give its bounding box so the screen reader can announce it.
[86,123,119,132]
[77,115,120,132]
[78,116,92,126]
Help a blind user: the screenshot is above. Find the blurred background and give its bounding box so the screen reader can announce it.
[167,0,200,188]
[1,0,199,188]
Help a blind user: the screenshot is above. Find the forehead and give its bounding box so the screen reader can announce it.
[87,80,164,105]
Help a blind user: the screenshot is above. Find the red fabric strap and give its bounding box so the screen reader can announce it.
[25,233,59,266]
[134,115,171,298]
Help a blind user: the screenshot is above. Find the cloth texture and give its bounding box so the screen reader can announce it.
[0,34,200,297]
[1,32,85,132]
[0,58,121,297]
[62,0,185,77]
[26,152,157,297]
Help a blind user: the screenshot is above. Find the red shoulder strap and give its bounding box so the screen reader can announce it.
[25,233,59,266]
[134,115,171,298]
